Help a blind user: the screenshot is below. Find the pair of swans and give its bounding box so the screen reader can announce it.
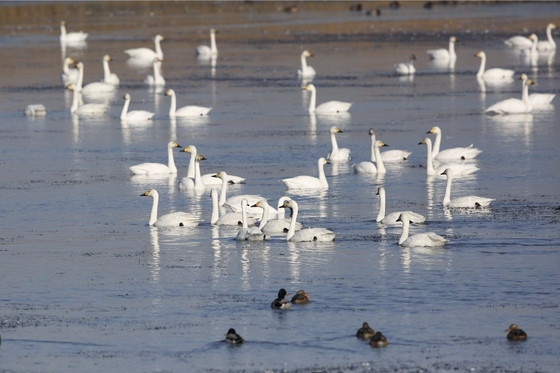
[252,198,302,235]
[376,186,425,225]
[141,189,199,228]
[297,50,316,79]
[196,29,218,60]
[397,213,447,248]
[129,141,182,175]
[441,168,494,208]
[427,126,482,161]
[475,51,515,81]
[236,198,266,241]
[165,89,212,118]
[280,198,335,242]
[504,23,558,52]
[303,84,352,114]
[419,137,479,177]
[121,93,155,122]
[181,145,245,187]
[179,153,207,191]
[353,138,388,175]
[427,36,457,62]
[125,34,164,62]
[145,58,165,87]
[327,126,351,162]
[485,75,535,115]
[361,128,411,163]
[394,54,416,75]
[60,21,87,46]
[281,157,330,190]
[66,84,109,116]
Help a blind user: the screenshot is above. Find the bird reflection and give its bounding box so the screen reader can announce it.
[149,227,161,282]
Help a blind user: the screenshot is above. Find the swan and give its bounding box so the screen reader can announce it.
[141,189,199,228]
[75,62,116,97]
[145,58,165,87]
[165,89,211,117]
[125,34,164,61]
[505,23,558,51]
[520,34,539,58]
[327,126,351,162]
[129,141,182,175]
[181,145,245,185]
[366,128,411,162]
[427,36,457,62]
[394,54,416,75]
[303,84,352,114]
[376,186,426,225]
[474,51,515,80]
[418,137,479,177]
[61,57,79,86]
[66,84,108,116]
[210,189,256,226]
[25,104,47,117]
[441,168,494,208]
[396,213,447,248]
[297,50,316,79]
[196,28,218,59]
[427,126,482,161]
[236,198,266,241]
[213,171,273,215]
[485,75,534,115]
[101,55,119,86]
[121,93,155,122]
[179,153,206,190]
[252,199,302,235]
[520,73,556,108]
[59,21,88,45]
[280,198,335,242]
[281,157,330,190]
[352,139,388,175]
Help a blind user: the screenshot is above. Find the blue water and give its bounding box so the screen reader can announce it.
[1,2,559,372]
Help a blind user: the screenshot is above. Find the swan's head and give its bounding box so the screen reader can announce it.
[368,128,376,136]
[123,93,131,101]
[302,83,316,92]
[418,137,431,146]
[375,140,388,148]
[302,50,313,58]
[64,57,76,65]
[251,200,269,209]
[528,34,538,42]
[213,171,228,179]
[410,54,416,61]
[210,28,218,34]
[330,126,343,134]
[103,55,113,62]
[450,36,457,43]
[168,141,182,149]
[474,51,485,58]
[519,73,528,81]
[520,76,535,86]
[279,198,297,211]
[164,89,175,97]
[196,154,206,162]
[441,168,454,178]
[182,145,197,154]
[76,62,84,70]
[155,34,164,42]
[427,126,441,135]
[376,186,385,196]
[65,84,76,91]
[141,189,157,198]
[319,157,330,165]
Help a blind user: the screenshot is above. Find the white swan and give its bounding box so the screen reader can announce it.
[327,126,351,162]
[66,84,108,116]
[165,89,211,117]
[394,54,416,75]
[427,36,457,62]
[252,199,302,235]
[61,57,79,86]
[25,104,47,117]
[418,138,479,177]
[145,58,165,87]
[353,139,388,175]
[213,171,272,215]
[504,23,558,51]
[281,157,330,190]
[129,141,182,175]
[210,189,255,226]
[280,198,335,242]
[141,189,199,228]
[297,50,316,79]
[196,28,218,59]
[59,21,88,45]
[474,51,515,80]
[102,55,119,86]
[366,128,411,162]
[441,168,494,208]
[303,84,352,114]
[520,73,556,108]
[179,153,206,190]
[181,145,245,185]
[75,62,116,97]
[427,126,482,161]
[485,76,534,115]
[125,34,164,61]
[121,93,155,122]
[396,213,447,248]
[376,186,426,225]
[236,198,265,241]
[520,34,539,57]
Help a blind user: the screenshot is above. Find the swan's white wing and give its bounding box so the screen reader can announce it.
[435,146,482,160]
[124,110,155,122]
[483,68,515,80]
[130,163,169,175]
[175,105,212,117]
[448,196,494,208]
[290,227,335,242]
[155,212,199,228]
[504,35,532,48]
[380,149,411,162]
[125,47,157,60]
[353,161,377,174]
[282,176,324,190]
[403,232,447,247]
[262,219,302,235]
[427,48,449,60]
[316,101,352,114]
[486,98,530,115]
[382,211,426,225]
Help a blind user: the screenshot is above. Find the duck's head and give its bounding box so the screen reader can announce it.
[504,324,520,333]
[277,288,289,299]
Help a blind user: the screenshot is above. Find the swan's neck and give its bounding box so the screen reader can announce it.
[398,218,410,245]
[369,133,377,162]
[300,54,308,70]
[521,81,533,111]
[330,132,340,153]
[424,139,436,176]
[258,203,270,228]
[476,54,486,78]
[431,132,441,159]
[530,37,538,55]
[120,98,130,120]
[308,86,316,114]
[102,59,111,83]
[60,24,67,40]
[187,148,196,179]
[63,60,71,75]
[155,38,163,59]
[149,193,159,226]
[194,160,204,189]
[218,176,228,206]
[76,64,84,91]
[443,175,452,207]
[318,160,328,188]
[210,32,217,54]
[241,202,248,229]
[449,40,456,59]
[169,91,177,117]
[70,88,80,113]
[376,190,386,222]
[286,203,299,241]
[374,143,386,173]
[546,25,556,47]
[210,190,219,224]
[167,144,177,174]
[154,62,164,85]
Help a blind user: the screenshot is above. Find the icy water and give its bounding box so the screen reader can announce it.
[1,2,560,372]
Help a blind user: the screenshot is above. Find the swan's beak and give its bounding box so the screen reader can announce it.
[212,173,220,178]
[140,191,150,196]
[418,140,425,145]
[199,155,207,161]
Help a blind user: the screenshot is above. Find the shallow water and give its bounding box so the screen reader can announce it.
[1,2,559,372]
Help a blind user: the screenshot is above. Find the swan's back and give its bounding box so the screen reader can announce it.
[129,163,170,175]
[448,196,494,209]
[504,35,532,49]
[75,103,108,116]
[483,68,515,80]
[282,175,324,190]
[485,98,530,115]
[290,227,335,242]
[125,110,155,122]
[316,101,352,114]
[427,48,449,60]
[25,104,47,117]
[402,232,447,248]
[435,145,481,161]
[353,161,377,175]
[435,163,479,177]
[155,212,199,228]
[381,211,426,225]
[529,93,556,106]
[380,149,411,162]
[175,105,212,117]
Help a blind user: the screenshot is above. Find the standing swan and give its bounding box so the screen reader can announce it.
[474,51,515,81]
[427,36,457,62]
[418,137,479,177]
[327,126,351,162]
[485,75,534,115]
[376,186,426,225]
[236,199,265,241]
[121,93,155,123]
[427,126,482,161]
[396,213,447,248]
[441,168,494,208]
[141,189,199,228]
[281,157,330,190]
[129,141,182,175]
[196,28,218,60]
[125,34,164,61]
[165,89,212,117]
[297,50,316,80]
[394,54,416,75]
[353,139,388,175]
[102,55,120,86]
[303,84,352,114]
[280,198,335,242]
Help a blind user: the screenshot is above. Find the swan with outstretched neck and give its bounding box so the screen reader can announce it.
[474,51,515,80]
[441,168,494,208]
[418,137,479,178]
[353,139,388,175]
[394,54,416,75]
[396,213,447,247]
[121,93,155,122]
[303,84,352,114]
[236,198,265,241]
[141,189,199,228]
[125,34,164,61]
[297,50,316,79]
[327,126,351,162]
[252,199,302,235]
[165,89,211,117]
[485,75,534,115]
[129,141,181,175]
[376,186,426,225]
[282,157,330,190]
[427,126,482,161]
[66,84,108,117]
[196,28,218,59]
[279,198,335,242]
[427,36,456,62]
[179,153,206,190]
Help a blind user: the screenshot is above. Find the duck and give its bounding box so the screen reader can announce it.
[441,168,494,208]
[474,51,515,81]
[59,21,88,45]
[427,36,457,62]
[280,198,335,242]
[396,213,447,248]
[270,288,291,309]
[224,328,244,344]
[427,126,482,161]
[236,198,266,241]
[165,89,211,118]
[356,322,375,339]
[520,73,556,108]
[281,157,330,190]
[505,324,528,341]
[252,199,302,235]
[145,58,165,87]
[394,54,416,75]
[327,126,351,162]
[101,55,119,86]
[179,153,206,190]
[353,139,388,175]
[121,93,155,122]
[418,137,479,178]
[141,189,199,228]
[376,186,426,225]
[367,128,411,162]
[505,23,557,52]
[297,50,316,79]
[303,84,352,114]
[196,28,218,59]
[129,141,182,175]
[485,75,534,115]
[210,189,256,226]
[66,84,108,117]
[124,34,164,61]
[290,289,310,304]
[369,331,389,347]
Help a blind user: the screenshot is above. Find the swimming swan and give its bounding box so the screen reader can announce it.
[213,171,272,215]
[61,57,79,86]
[121,93,155,122]
[303,84,352,114]
[141,189,199,228]
[196,28,218,59]
[474,51,515,80]
[75,62,116,96]
[66,84,108,116]
[353,139,388,175]
[25,104,47,117]
[182,145,245,185]
[165,89,211,117]
[210,189,256,226]
[427,36,457,62]
[485,75,534,115]
[327,126,351,162]
[396,213,447,247]
[505,23,557,51]
[280,198,335,242]
[520,73,556,108]
[145,58,165,87]
[418,137,479,177]
[236,198,266,241]
[102,55,119,86]
[427,126,482,161]
[394,54,416,75]
[297,50,316,79]
[376,186,426,225]
[125,34,164,61]
[281,157,330,190]
[366,128,411,162]
[60,21,88,45]
[179,153,206,190]
[252,199,302,235]
[441,168,494,208]
[129,141,182,175]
